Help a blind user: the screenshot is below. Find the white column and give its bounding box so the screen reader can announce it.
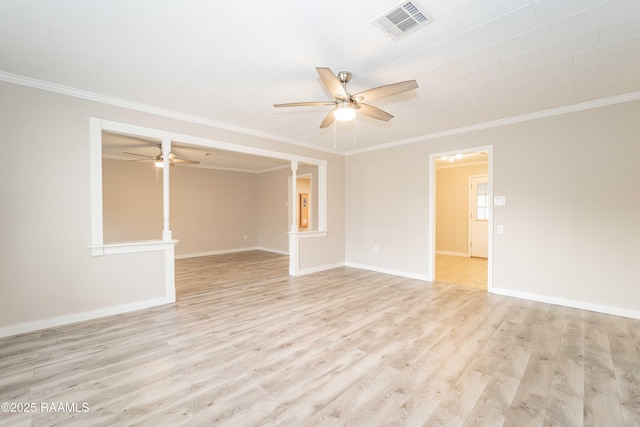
[318,161,327,231]
[289,161,299,276]
[161,139,172,240]
[290,160,298,233]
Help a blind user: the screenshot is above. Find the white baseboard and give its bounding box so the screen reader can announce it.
[490,287,640,320]
[344,262,431,282]
[175,247,289,259]
[297,262,345,276]
[175,247,260,259]
[0,296,173,339]
[436,250,468,257]
[256,247,289,256]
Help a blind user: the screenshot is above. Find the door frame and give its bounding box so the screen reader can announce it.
[428,145,493,290]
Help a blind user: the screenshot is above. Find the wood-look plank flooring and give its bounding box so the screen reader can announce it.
[1,251,639,426]
[175,250,289,299]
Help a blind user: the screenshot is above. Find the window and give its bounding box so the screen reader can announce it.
[476,182,489,220]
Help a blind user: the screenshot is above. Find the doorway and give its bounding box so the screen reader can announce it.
[429,147,493,290]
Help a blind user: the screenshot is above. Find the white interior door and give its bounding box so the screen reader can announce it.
[470,175,489,258]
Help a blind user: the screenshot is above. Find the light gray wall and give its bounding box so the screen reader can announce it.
[171,166,258,256]
[0,84,167,329]
[0,81,345,332]
[257,168,290,253]
[346,99,640,314]
[346,145,430,274]
[103,158,163,243]
[103,159,308,256]
[299,156,345,271]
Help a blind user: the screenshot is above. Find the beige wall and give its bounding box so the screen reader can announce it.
[346,99,640,314]
[257,168,290,253]
[171,166,258,256]
[345,145,430,274]
[103,158,299,256]
[436,163,488,254]
[103,159,163,243]
[0,81,345,332]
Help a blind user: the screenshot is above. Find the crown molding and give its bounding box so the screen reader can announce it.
[345,90,640,156]
[0,71,343,156]
[3,71,640,159]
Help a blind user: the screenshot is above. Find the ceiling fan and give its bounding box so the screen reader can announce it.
[274,67,418,128]
[123,144,200,167]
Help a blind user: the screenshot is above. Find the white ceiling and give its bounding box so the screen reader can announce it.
[2,0,640,154]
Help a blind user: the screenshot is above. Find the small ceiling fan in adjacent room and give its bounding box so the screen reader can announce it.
[123,144,200,167]
[274,67,418,128]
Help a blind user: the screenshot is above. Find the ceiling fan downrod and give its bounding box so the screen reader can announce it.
[337,71,352,93]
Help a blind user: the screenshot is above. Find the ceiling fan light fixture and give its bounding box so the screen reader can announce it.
[274,67,418,129]
[334,103,356,122]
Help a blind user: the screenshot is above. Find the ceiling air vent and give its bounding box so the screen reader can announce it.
[373,1,433,40]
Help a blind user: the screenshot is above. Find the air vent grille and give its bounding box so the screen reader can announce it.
[373,1,433,40]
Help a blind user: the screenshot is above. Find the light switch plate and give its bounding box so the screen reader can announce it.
[494,196,506,206]
[497,225,504,234]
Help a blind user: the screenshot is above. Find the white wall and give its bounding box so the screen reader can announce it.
[346,99,640,317]
[0,81,345,335]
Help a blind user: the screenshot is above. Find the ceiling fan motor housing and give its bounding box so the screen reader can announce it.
[337,71,352,84]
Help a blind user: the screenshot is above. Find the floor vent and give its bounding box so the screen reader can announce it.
[373,1,433,40]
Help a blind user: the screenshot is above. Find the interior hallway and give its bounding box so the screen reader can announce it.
[436,253,488,290]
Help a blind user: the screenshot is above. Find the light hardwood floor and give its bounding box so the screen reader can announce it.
[1,251,639,426]
[175,250,290,299]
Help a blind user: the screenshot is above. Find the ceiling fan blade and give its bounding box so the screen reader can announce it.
[316,67,348,99]
[358,103,394,121]
[353,80,418,102]
[171,158,200,164]
[123,152,155,159]
[273,101,336,107]
[319,107,337,128]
